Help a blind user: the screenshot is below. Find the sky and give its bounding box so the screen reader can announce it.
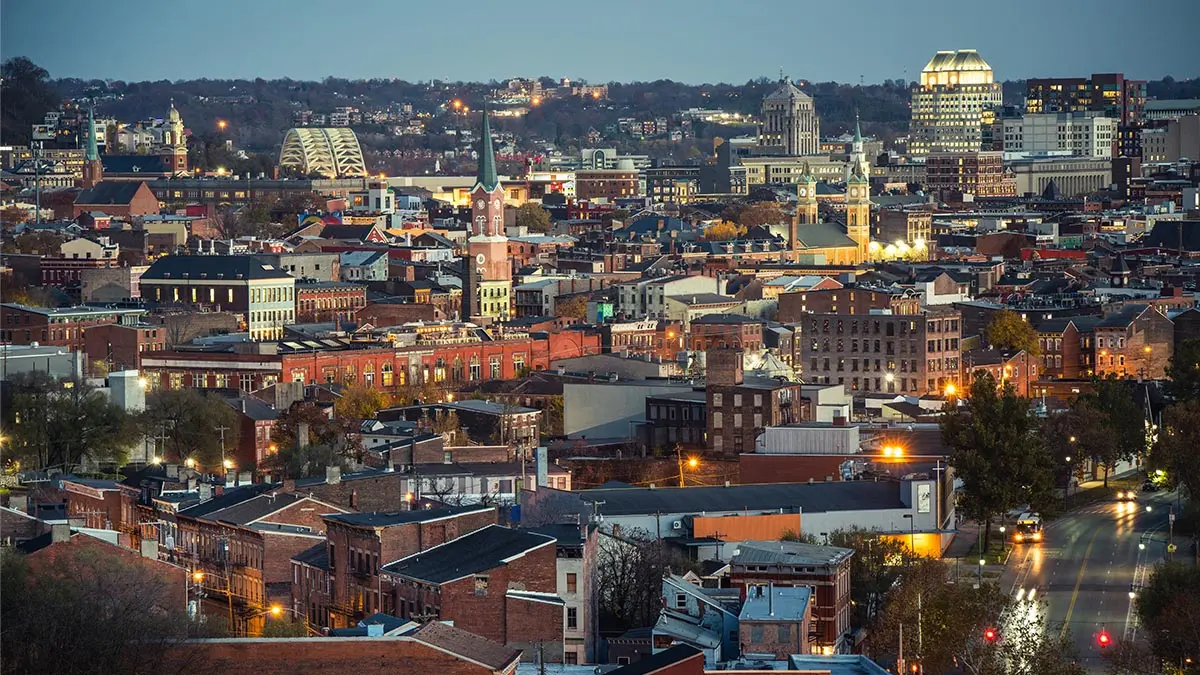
[3,0,1198,85]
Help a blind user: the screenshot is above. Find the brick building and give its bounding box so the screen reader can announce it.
[799,307,962,396]
[219,394,281,468]
[646,390,708,448]
[738,585,813,659]
[1035,317,1099,379]
[575,169,640,201]
[160,621,522,675]
[529,524,600,664]
[706,349,808,455]
[875,206,934,248]
[295,281,367,323]
[380,525,564,661]
[173,485,350,635]
[689,314,763,352]
[1092,304,1174,379]
[80,265,148,302]
[599,320,684,361]
[963,349,1038,397]
[60,477,140,536]
[729,541,854,654]
[778,286,921,324]
[1,303,145,352]
[310,506,497,630]
[71,181,161,218]
[83,322,167,374]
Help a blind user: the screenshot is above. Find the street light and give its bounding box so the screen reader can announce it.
[999,526,1006,554]
[978,558,985,587]
[944,382,957,397]
[902,513,915,555]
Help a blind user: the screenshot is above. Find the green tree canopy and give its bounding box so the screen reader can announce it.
[1165,338,1200,402]
[940,372,1054,549]
[140,389,240,469]
[1150,398,1200,498]
[1134,562,1200,672]
[1,58,60,146]
[515,202,551,233]
[985,309,1041,356]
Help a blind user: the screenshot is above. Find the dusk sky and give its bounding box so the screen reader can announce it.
[3,0,1198,84]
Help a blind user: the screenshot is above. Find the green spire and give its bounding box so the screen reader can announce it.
[475,104,499,192]
[799,160,815,184]
[85,103,100,162]
[853,111,862,145]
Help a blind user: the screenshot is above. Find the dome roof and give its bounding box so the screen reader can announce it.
[167,99,181,122]
[922,49,992,73]
[764,77,812,102]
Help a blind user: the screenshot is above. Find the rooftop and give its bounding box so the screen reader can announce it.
[581,480,906,516]
[732,540,856,567]
[381,525,555,584]
[141,255,294,282]
[739,584,811,622]
[323,505,494,529]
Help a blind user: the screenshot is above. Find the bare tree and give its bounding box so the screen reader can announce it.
[596,528,698,634]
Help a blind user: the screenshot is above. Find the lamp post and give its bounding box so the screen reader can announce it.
[902,513,915,557]
[999,526,1006,554]
[978,558,985,587]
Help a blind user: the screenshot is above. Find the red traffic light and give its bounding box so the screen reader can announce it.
[1097,631,1111,647]
[984,627,997,642]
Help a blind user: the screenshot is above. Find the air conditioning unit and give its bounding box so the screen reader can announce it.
[672,520,683,530]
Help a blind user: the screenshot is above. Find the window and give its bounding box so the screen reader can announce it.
[567,607,578,629]
[712,393,722,407]
[712,412,723,429]
[565,651,578,665]
[566,573,577,594]
[474,575,488,596]
[674,593,687,610]
[778,624,791,642]
[751,625,764,643]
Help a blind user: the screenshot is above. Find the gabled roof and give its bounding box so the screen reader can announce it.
[292,541,329,570]
[187,490,334,527]
[611,644,703,675]
[323,504,493,529]
[75,181,150,206]
[100,155,171,175]
[1097,303,1150,328]
[410,620,521,672]
[794,222,857,249]
[176,483,279,519]
[381,525,555,584]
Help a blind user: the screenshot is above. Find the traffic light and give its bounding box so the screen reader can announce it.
[984,627,998,642]
[1097,630,1111,648]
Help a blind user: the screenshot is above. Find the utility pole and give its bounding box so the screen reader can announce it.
[216,425,230,478]
[675,443,685,488]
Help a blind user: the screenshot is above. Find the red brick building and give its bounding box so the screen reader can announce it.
[1034,317,1097,380]
[380,525,564,662]
[295,281,367,323]
[220,395,281,469]
[689,314,763,352]
[40,257,119,287]
[964,349,1038,396]
[173,486,350,636]
[706,349,808,455]
[61,477,140,536]
[728,541,853,654]
[83,322,167,374]
[575,169,639,201]
[72,181,161,218]
[306,506,497,630]
[1093,303,1174,379]
[1,303,146,352]
[161,622,522,675]
[779,286,921,323]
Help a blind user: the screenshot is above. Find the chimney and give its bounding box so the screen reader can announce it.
[8,494,27,514]
[833,413,847,426]
[282,478,296,493]
[326,465,342,485]
[536,447,549,488]
[240,399,247,413]
[297,422,310,449]
[198,484,213,503]
[768,581,774,616]
[140,538,159,560]
[50,523,71,544]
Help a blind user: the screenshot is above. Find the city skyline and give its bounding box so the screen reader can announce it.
[3,0,1198,85]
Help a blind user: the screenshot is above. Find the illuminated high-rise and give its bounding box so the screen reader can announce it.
[909,50,1003,155]
[759,76,820,156]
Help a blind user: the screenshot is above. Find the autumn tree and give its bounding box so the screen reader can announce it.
[1149,398,1200,498]
[1,205,29,229]
[554,293,588,320]
[701,220,745,241]
[941,372,1054,550]
[826,527,913,629]
[140,389,241,469]
[515,202,551,233]
[1,230,66,256]
[985,309,1041,357]
[335,383,391,420]
[736,202,784,228]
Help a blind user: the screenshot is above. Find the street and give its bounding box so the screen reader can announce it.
[1001,488,1180,672]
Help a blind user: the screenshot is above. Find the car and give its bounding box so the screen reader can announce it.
[1115,489,1137,500]
[1141,480,1160,492]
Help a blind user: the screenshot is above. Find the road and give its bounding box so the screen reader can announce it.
[1000,488,1180,672]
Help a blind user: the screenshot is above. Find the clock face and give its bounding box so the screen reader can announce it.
[850,188,858,198]
[798,187,807,197]
[492,199,502,210]
[475,199,484,209]
[476,253,486,265]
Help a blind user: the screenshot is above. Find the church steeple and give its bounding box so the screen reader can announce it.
[475,104,499,192]
[81,103,103,188]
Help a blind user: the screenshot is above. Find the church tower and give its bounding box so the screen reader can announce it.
[162,99,188,173]
[845,113,871,182]
[466,106,511,323]
[81,104,103,188]
[845,166,871,263]
[790,162,819,258]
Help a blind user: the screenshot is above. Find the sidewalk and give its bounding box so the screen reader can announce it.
[942,519,980,559]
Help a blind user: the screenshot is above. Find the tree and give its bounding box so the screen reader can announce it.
[0,546,198,675]
[141,389,240,469]
[985,309,1042,357]
[1080,377,1145,485]
[1,57,61,146]
[871,559,1083,675]
[826,527,912,629]
[554,294,588,320]
[596,529,698,634]
[4,373,139,471]
[1133,563,1200,673]
[515,202,551,233]
[941,372,1055,550]
[1165,338,1200,402]
[335,383,390,421]
[1,205,29,229]
[270,401,360,462]
[736,202,784,228]
[1149,399,1200,498]
[1,230,66,256]
[539,398,564,438]
[701,220,745,241]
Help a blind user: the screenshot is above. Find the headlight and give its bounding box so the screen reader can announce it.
[1033,532,1042,541]
[1015,533,1023,541]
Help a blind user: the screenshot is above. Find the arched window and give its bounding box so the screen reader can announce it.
[381,362,394,387]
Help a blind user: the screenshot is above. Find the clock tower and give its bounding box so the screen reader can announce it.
[845,166,871,263]
[466,105,511,323]
[789,162,819,258]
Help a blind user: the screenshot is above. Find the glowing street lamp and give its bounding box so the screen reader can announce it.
[944,383,957,397]
[217,120,227,131]
[687,457,699,470]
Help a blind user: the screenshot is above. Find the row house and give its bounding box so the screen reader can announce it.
[83,322,167,374]
[294,281,367,323]
[689,314,763,352]
[599,319,684,361]
[171,484,349,635]
[1034,316,1100,379]
[706,349,809,455]
[1,303,145,352]
[1093,303,1174,379]
[778,286,921,324]
[615,274,719,320]
[964,349,1038,397]
[60,477,140,538]
[380,525,565,662]
[530,524,600,665]
[799,307,962,396]
[310,505,497,630]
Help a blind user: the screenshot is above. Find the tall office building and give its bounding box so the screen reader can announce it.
[758,77,820,156]
[1024,73,1146,157]
[909,50,1003,155]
